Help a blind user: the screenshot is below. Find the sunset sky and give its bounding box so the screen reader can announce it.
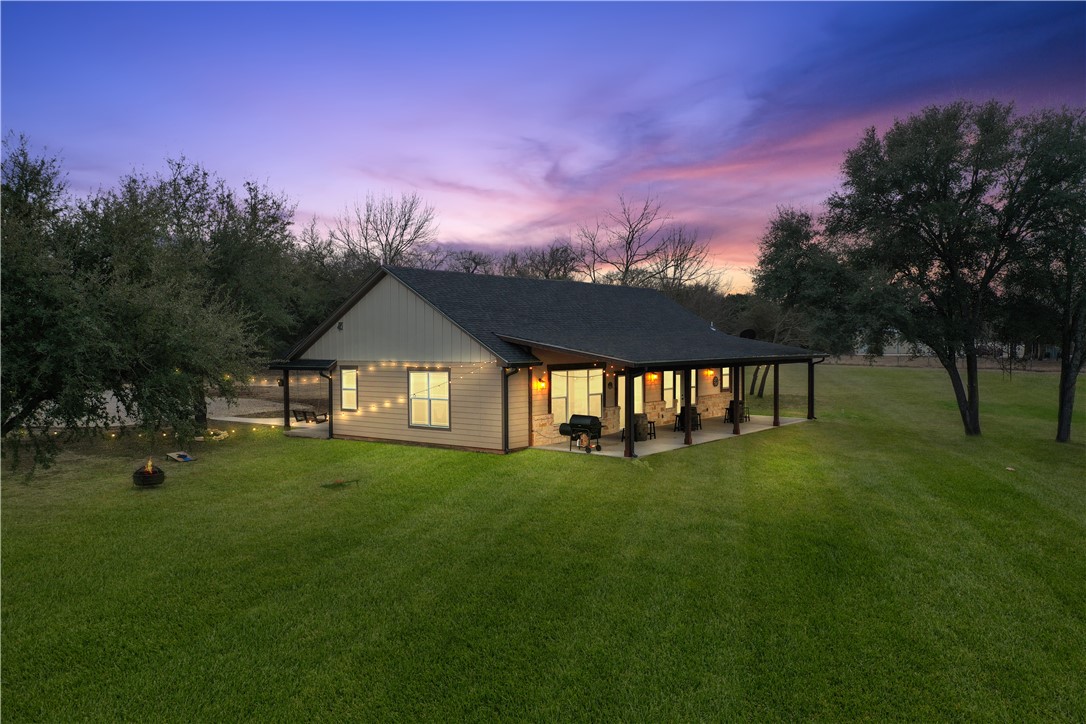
[3,2,1084,288]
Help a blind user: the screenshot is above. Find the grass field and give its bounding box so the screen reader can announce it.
[2,365,1084,721]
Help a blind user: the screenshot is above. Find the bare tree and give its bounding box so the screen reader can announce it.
[651,224,715,291]
[445,249,496,274]
[576,194,668,285]
[330,191,441,269]
[501,237,580,280]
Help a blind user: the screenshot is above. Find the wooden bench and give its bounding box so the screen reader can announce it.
[292,409,328,423]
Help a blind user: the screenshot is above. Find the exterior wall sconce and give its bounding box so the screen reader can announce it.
[277,378,284,387]
[647,372,659,382]
[337,321,344,331]
[535,376,547,391]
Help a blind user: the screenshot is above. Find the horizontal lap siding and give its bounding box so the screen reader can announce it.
[334,362,504,450]
[507,371,530,449]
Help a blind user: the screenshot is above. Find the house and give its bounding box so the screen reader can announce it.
[271,266,820,457]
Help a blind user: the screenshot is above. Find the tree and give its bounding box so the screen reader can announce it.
[1006,108,1086,441]
[1,138,257,466]
[825,100,1083,436]
[650,224,716,292]
[444,249,496,274]
[330,191,442,270]
[752,206,871,355]
[576,194,668,285]
[499,237,580,280]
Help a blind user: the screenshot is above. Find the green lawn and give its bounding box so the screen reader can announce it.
[3,365,1084,721]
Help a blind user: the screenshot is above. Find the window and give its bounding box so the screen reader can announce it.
[550,368,602,422]
[721,368,731,390]
[409,370,450,428]
[671,370,696,408]
[341,368,358,411]
[662,371,674,408]
[616,374,644,414]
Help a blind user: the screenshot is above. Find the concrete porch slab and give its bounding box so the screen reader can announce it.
[535,415,808,458]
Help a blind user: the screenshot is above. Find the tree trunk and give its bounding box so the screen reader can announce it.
[1055,299,1084,443]
[757,365,770,398]
[193,386,208,430]
[1056,318,1084,442]
[749,365,761,396]
[1056,362,1078,443]
[965,351,981,436]
[938,354,982,436]
[2,392,49,436]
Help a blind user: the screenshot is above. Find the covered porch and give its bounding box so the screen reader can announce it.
[518,343,822,459]
[267,358,337,439]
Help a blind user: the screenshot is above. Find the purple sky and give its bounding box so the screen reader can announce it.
[3,2,1084,288]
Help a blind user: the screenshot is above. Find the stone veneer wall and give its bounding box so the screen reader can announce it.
[533,413,563,446]
[697,390,732,420]
[533,405,623,446]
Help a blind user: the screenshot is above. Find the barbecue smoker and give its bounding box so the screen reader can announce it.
[559,414,603,453]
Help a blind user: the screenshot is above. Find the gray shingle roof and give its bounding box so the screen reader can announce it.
[384,267,816,367]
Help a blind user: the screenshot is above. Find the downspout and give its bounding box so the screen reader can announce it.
[320,370,334,439]
[502,368,520,454]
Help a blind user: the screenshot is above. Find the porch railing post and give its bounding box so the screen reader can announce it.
[682,369,693,445]
[732,366,741,435]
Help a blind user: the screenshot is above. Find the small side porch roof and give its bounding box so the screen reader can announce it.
[268,359,337,372]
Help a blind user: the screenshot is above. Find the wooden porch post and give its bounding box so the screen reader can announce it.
[807,360,816,420]
[682,369,693,445]
[773,363,780,427]
[624,368,636,458]
[282,372,291,430]
[732,366,741,435]
[325,371,334,439]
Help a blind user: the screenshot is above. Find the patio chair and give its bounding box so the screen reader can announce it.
[673,407,702,431]
[725,400,750,423]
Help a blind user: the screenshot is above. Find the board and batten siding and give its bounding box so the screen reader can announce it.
[302,274,494,364]
[333,361,507,450]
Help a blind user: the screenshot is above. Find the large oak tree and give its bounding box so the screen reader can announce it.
[824,101,1083,436]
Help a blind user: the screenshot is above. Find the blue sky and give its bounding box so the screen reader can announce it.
[3,1,1083,286]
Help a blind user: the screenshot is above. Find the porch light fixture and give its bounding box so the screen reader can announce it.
[535,375,547,391]
[647,373,659,382]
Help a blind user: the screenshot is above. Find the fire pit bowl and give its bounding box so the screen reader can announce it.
[132,459,166,487]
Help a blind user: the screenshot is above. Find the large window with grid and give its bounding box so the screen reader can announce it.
[550,368,603,423]
[408,369,450,429]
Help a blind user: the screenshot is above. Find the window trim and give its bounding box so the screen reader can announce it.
[340,366,358,411]
[407,368,452,430]
[548,366,603,421]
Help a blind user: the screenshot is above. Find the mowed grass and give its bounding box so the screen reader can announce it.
[2,365,1084,721]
